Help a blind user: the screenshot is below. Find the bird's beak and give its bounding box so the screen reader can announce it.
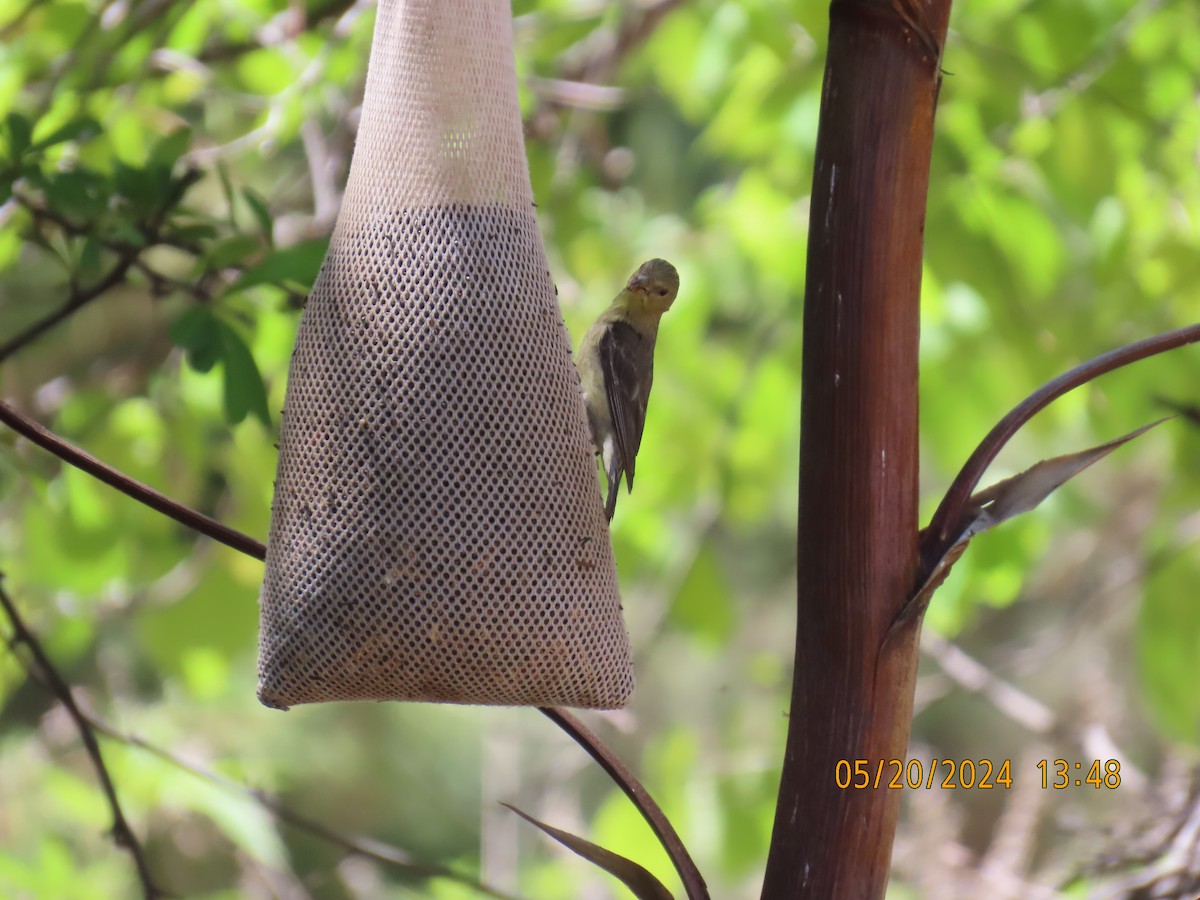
[627,273,649,293]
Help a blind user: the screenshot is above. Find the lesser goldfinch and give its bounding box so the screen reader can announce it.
[574,258,680,521]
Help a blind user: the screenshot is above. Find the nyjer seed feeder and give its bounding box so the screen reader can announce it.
[256,0,634,710]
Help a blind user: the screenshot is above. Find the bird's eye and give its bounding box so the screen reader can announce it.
[657,288,668,297]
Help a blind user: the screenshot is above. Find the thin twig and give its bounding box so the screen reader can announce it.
[133,260,213,301]
[0,405,700,896]
[0,253,139,362]
[80,716,523,899]
[21,199,204,255]
[531,0,686,188]
[559,0,688,84]
[921,633,1055,735]
[921,322,1200,579]
[538,707,709,900]
[0,401,267,560]
[0,581,164,899]
[0,171,203,362]
[0,584,520,900]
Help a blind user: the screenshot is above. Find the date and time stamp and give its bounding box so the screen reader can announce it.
[834,758,1122,791]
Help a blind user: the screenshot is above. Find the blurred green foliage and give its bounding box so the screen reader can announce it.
[1,0,1199,897]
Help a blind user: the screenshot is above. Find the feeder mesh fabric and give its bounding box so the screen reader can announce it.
[257,0,634,710]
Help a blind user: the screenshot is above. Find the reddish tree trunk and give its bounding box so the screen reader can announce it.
[761,1,952,897]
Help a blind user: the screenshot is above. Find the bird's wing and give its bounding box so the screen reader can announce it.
[599,321,652,491]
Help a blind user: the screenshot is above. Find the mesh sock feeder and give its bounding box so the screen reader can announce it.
[257,0,634,710]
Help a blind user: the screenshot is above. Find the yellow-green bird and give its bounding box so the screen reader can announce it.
[575,258,680,521]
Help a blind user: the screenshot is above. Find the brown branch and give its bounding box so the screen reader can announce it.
[0,401,526,896]
[559,0,688,84]
[0,171,203,362]
[21,200,204,256]
[538,707,709,900]
[133,260,214,301]
[920,322,1200,580]
[0,580,165,899]
[0,404,701,896]
[0,253,140,362]
[0,401,267,560]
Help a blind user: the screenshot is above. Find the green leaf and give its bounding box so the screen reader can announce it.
[217,321,270,426]
[169,306,222,373]
[204,234,261,271]
[113,161,172,212]
[42,168,109,219]
[19,160,45,185]
[164,222,219,245]
[670,545,733,645]
[137,565,260,672]
[241,188,274,246]
[216,161,237,226]
[225,238,327,295]
[169,307,268,424]
[30,117,101,152]
[0,225,19,270]
[1138,553,1200,743]
[909,420,1167,619]
[4,112,32,158]
[104,221,146,247]
[502,804,674,900]
[150,128,192,168]
[236,47,295,95]
[962,419,1166,535]
[76,235,102,278]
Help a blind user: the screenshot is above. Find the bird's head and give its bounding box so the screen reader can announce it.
[626,258,679,314]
